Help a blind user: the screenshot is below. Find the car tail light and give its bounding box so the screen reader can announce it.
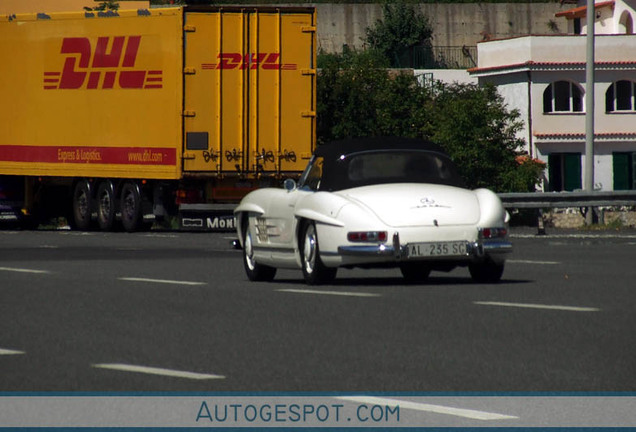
[480,227,508,239]
[347,231,388,243]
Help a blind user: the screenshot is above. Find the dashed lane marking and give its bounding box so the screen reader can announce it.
[508,259,560,265]
[0,267,50,274]
[336,396,518,421]
[511,233,636,239]
[475,301,600,312]
[92,363,225,380]
[277,289,380,298]
[0,348,25,355]
[141,234,179,238]
[119,277,206,286]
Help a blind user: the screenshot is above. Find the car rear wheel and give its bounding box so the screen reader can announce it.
[400,262,431,283]
[300,221,337,285]
[469,260,505,283]
[242,224,277,282]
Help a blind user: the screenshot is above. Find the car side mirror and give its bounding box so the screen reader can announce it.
[284,178,297,191]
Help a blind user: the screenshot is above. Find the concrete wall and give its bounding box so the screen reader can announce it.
[3,2,566,51]
[312,2,569,53]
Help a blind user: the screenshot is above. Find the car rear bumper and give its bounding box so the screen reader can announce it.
[337,237,512,260]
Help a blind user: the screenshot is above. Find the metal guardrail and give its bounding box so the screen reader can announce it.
[497,191,636,209]
[497,191,636,234]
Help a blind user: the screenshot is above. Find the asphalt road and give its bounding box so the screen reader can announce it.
[1,227,635,392]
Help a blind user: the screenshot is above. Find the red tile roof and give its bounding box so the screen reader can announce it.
[469,60,636,74]
[555,0,615,19]
[535,132,636,140]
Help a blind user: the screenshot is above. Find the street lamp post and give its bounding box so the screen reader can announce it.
[585,0,595,224]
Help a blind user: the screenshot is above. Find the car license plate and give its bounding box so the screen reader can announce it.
[407,241,468,258]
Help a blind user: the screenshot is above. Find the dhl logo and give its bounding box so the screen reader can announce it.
[201,53,297,71]
[44,36,162,90]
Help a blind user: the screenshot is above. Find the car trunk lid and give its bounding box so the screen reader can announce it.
[339,184,480,227]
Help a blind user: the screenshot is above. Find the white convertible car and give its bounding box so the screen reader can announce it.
[234,137,512,284]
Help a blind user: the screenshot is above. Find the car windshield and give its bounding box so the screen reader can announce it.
[311,150,465,192]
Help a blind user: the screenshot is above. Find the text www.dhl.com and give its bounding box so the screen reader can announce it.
[128,150,163,163]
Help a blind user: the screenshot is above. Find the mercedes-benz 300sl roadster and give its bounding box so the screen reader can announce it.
[234,137,512,284]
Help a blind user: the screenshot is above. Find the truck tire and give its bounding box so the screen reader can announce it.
[120,181,142,232]
[96,180,116,231]
[71,180,92,231]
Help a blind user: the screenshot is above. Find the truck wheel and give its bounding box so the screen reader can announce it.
[71,180,92,231]
[96,181,116,231]
[469,260,505,283]
[242,221,276,281]
[300,221,337,285]
[120,182,142,232]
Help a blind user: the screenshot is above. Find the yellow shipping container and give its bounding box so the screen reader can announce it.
[0,6,316,230]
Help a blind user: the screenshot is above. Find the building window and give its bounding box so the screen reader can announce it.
[548,153,582,191]
[543,81,584,113]
[613,152,636,190]
[573,18,582,34]
[606,80,636,112]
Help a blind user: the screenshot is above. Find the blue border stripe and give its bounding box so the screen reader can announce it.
[2,392,636,397]
[2,428,636,431]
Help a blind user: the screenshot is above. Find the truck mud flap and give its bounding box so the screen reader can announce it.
[178,204,236,232]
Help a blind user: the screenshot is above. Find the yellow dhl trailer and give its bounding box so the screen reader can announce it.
[0,6,316,231]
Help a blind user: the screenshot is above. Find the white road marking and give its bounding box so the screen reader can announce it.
[336,396,518,421]
[475,301,600,312]
[0,348,25,355]
[119,277,206,286]
[142,234,179,238]
[92,363,225,380]
[0,266,50,274]
[508,259,560,265]
[277,289,380,298]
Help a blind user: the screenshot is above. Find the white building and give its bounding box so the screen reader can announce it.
[469,0,636,192]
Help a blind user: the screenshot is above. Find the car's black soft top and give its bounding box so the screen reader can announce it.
[315,136,450,160]
[310,136,465,191]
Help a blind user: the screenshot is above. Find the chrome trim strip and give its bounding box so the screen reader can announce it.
[337,244,396,256]
[482,241,514,254]
[252,245,295,254]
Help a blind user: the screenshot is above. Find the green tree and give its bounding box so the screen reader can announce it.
[428,83,538,191]
[317,49,437,143]
[316,51,544,191]
[364,1,434,68]
[317,49,391,143]
[85,1,120,11]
